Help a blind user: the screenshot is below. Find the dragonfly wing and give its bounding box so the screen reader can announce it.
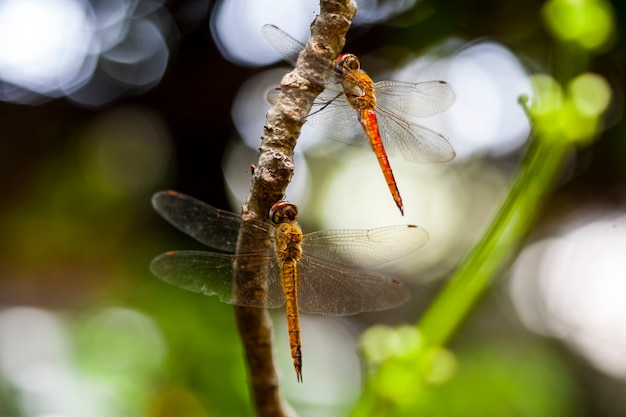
[375,80,456,118]
[266,87,280,105]
[375,106,455,163]
[262,24,341,87]
[268,88,375,152]
[152,190,273,253]
[302,225,429,267]
[296,256,410,316]
[150,251,285,308]
[371,80,456,162]
[262,24,304,66]
[305,98,374,150]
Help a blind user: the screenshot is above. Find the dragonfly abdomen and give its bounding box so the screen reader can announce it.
[275,222,304,382]
[280,258,303,382]
[359,108,404,215]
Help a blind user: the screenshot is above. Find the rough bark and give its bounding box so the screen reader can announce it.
[233,1,357,416]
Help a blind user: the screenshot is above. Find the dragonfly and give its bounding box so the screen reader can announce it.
[150,190,429,382]
[262,24,456,215]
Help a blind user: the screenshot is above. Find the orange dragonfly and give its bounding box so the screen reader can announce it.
[262,24,456,215]
[150,190,429,382]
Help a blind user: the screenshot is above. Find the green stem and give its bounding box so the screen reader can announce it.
[417,135,570,348]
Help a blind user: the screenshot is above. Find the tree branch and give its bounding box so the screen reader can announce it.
[232,1,357,416]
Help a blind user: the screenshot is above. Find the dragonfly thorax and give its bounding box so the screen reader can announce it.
[275,223,303,261]
[341,69,377,110]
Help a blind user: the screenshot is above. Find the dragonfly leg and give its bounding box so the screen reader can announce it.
[308,91,344,117]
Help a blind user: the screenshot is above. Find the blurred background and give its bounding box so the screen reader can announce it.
[0,0,624,416]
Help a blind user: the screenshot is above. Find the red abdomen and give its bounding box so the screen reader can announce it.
[359,109,404,215]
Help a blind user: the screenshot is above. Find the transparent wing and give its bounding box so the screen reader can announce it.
[266,87,280,105]
[375,105,455,163]
[262,24,305,66]
[151,190,273,253]
[263,83,370,151]
[305,101,373,149]
[263,24,345,92]
[302,225,429,267]
[150,251,286,308]
[375,80,456,118]
[292,85,455,162]
[371,80,456,163]
[296,256,410,316]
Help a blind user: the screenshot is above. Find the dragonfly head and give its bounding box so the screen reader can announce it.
[270,201,299,225]
[336,53,361,75]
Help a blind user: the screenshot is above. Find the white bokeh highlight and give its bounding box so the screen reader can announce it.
[0,0,174,105]
[210,0,317,67]
[0,306,167,416]
[511,209,626,378]
[394,40,532,159]
[0,0,93,95]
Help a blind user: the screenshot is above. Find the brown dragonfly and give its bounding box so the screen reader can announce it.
[150,190,428,382]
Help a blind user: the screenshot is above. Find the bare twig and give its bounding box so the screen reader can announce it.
[232,1,357,416]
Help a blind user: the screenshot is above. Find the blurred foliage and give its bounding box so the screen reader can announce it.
[357,336,583,417]
[0,0,624,416]
[542,0,615,51]
[0,107,252,415]
[528,72,612,144]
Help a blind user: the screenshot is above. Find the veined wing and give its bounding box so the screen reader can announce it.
[375,104,456,163]
[306,102,371,148]
[375,80,456,119]
[266,85,374,151]
[373,80,456,163]
[262,24,342,86]
[282,85,454,163]
[296,255,410,316]
[302,225,429,267]
[271,87,455,162]
[152,190,273,253]
[262,24,304,66]
[150,250,286,308]
[298,80,457,163]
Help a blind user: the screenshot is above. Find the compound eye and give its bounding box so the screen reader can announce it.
[343,55,360,71]
[336,54,360,73]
